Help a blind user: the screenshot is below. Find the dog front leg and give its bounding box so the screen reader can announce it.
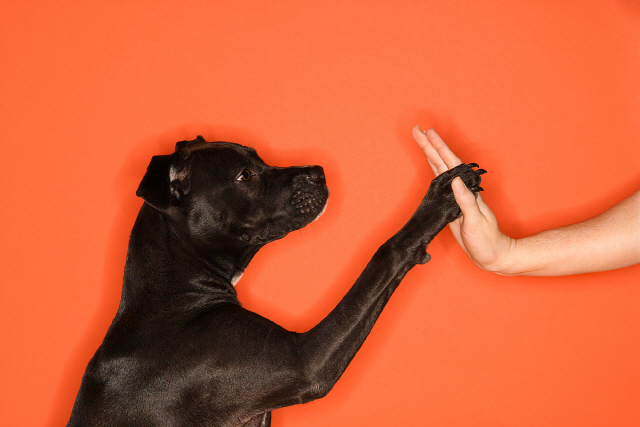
[294,163,484,402]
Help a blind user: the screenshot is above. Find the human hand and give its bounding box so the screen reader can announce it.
[412,126,515,273]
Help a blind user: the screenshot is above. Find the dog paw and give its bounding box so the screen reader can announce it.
[391,163,486,264]
[421,163,486,222]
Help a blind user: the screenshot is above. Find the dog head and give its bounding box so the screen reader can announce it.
[136,136,329,247]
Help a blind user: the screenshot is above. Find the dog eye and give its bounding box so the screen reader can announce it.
[236,169,252,181]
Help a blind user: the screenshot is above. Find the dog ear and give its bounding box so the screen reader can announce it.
[175,135,207,152]
[136,153,191,211]
[136,155,173,210]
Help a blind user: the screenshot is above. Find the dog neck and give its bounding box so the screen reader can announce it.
[118,204,260,316]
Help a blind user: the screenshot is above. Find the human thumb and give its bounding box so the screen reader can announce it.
[451,177,482,221]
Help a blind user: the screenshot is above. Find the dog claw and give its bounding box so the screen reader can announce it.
[477,169,487,175]
[467,162,479,168]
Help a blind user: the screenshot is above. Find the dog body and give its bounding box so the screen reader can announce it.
[67,137,483,427]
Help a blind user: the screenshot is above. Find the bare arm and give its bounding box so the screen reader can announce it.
[412,125,640,276]
[503,192,640,275]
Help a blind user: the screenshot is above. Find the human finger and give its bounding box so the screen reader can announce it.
[412,126,447,176]
[425,128,463,170]
[451,177,484,227]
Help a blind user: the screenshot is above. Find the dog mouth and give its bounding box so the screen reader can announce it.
[292,187,327,218]
[253,186,329,244]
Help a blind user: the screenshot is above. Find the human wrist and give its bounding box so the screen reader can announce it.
[483,235,521,276]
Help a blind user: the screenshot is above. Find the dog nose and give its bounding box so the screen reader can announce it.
[305,166,325,185]
[292,165,326,185]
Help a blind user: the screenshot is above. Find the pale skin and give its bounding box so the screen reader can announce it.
[412,126,640,276]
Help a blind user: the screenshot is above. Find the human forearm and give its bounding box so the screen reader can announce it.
[497,191,640,276]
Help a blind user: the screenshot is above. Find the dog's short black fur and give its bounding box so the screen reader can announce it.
[67,136,484,427]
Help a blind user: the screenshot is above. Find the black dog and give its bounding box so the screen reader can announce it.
[67,136,484,427]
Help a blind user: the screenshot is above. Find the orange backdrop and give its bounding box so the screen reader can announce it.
[2,1,639,426]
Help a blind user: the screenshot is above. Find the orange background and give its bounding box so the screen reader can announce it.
[2,1,639,426]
